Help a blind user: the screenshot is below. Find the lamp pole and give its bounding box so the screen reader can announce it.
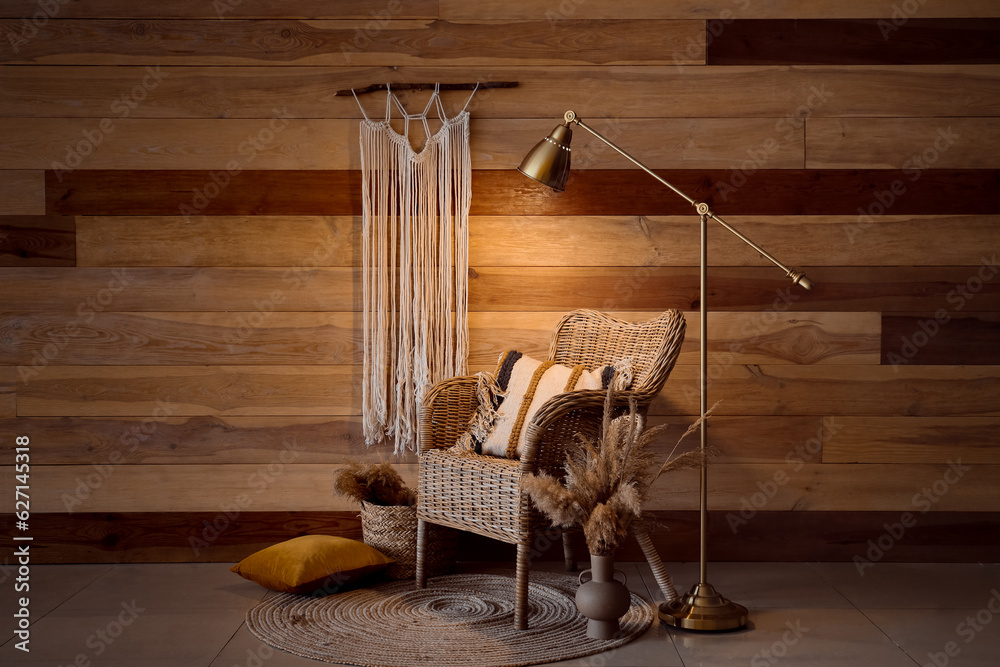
[518,110,813,631]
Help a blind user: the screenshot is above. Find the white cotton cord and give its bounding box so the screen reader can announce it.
[358,84,472,455]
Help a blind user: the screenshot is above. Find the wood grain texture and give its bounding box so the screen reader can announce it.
[6,461,993,513]
[6,512,364,564]
[46,169,1000,217]
[0,415,401,464]
[0,117,800,171]
[1,463,418,512]
[16,365,360,417]
[0,170,44,215]
[6,65,1000,120]
[0,0,440,19]
[472,215,1000,267]
[77,216,358,267]
[0,215,75,266]
[1,267,358,312]
[0,366,14,417]
[807,118,1000,169]
[823,417,1000,464]
[652,365,1000,417]
[0,312,362,366]
[0,310,874,368]
[466,266,1000,313]
[439,0,1000,20]
[882,313,1000,366]
[707,19,1000,65]
[467,311,880,366]
[16,510,998,564]
[0,19,704,66]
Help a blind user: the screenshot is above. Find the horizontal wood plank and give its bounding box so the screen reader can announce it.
[707,19,1000,65]
[0,311,362,365]
[0,463,418,512]
[807,118,1000,169]
[0,118,799,171]
[823,417,1000,464]
[0,310,876,367]
[473,215,1000,267]
[14,510,1000,564]
[652,365,1000,417]
[882,313,1000,366]
[0,0,440,19]
[77,216,358,267]
[0,267,358,312]
[16,365,360,416]
[3,265,997,314]
[0,415,415,465]
[6,461,995,513]
[0,19,704,66]
[0,366,14,417]
[0,215,75,266]
[0,170,44,215]
[45,169,1000,217]
[5,65,1000,120]
[468,311,880,366]
[466,266,1000,313]
[439,1,1000,20]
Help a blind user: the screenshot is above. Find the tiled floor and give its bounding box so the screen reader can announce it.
[2,561,998,666]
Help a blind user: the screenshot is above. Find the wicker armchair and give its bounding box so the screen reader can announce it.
[415,309,686,629]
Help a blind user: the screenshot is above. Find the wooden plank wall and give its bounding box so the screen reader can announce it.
[1,0,998,564]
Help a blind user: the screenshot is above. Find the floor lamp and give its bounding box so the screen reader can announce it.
[517,111,813,632]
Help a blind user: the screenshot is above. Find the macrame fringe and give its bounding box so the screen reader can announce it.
[359,86,473,455]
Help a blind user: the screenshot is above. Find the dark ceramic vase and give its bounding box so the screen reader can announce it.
[575,553,632,639]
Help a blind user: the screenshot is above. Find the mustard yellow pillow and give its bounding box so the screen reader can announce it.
[230,535,393,595]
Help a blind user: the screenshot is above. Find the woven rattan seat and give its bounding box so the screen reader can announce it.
[415,309,687,629]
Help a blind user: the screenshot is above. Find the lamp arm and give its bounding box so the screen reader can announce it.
[570,112,812,290]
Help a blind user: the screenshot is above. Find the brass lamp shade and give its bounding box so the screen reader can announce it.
[517,123,572,191]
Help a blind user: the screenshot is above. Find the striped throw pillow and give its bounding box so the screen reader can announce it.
[454,351,633,459]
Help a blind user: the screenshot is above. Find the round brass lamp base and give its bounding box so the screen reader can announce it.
[659,583,749,632]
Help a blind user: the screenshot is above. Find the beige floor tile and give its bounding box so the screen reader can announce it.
[0,607,247,665]
[2,563,114,641]
[864,606,1000,667]
[212,624,355,667]
[811,562,1000,609]
[58,562,266,611]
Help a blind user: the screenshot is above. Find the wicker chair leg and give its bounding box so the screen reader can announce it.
[634,525,678,602]
[515,541,530,630]
[562,529,577,573]
[415,518,427,589]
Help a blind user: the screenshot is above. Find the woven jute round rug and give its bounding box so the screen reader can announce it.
[246,571,655,667]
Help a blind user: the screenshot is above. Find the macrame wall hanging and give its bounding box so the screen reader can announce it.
[354,83,477,455]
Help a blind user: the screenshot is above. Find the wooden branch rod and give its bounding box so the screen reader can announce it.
[336,81,519,96]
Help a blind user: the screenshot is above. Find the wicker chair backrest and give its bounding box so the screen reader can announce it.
[546,309,686,400]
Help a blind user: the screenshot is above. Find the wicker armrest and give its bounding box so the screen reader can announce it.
[520,388,651,475]
[418,375,479,454]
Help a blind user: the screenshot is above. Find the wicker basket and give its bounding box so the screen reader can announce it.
[360,501,458,580]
